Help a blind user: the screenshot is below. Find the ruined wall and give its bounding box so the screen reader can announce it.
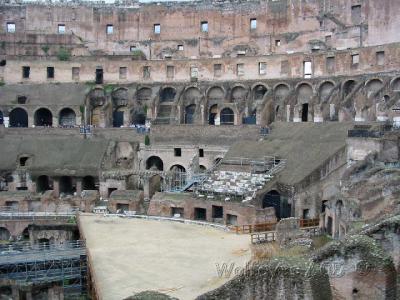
[1,0,399,58]
[197,257,332,300]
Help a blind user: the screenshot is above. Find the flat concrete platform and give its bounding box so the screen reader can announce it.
[79,214,250,300]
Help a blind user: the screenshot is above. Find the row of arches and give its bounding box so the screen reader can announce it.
[36,175,97,194]
[2,107,77,128]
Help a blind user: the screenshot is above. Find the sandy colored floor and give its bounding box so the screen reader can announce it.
[79,214,251,300]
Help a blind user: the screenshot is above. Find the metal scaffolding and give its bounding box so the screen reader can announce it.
[0,240,87,297]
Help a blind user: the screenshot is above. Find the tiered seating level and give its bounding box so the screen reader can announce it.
[198,170,273,201]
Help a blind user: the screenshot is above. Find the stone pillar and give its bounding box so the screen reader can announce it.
[52,115,58,127]
[123,109,130,127]
[143,177,150,199]
[329,104,335,121]
[28,114,34,127]
[53,178,60,197]
[76,178,82,195]
[286,105,291,122]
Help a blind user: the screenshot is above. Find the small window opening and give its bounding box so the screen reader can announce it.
[154,24,161,34]
[250,18,257,30]
[47,67,54,79]
[106,24,113,35]
[199,149,204,157]
[22,66,30,79]
[201,21,208,33]
[174,148,182,157]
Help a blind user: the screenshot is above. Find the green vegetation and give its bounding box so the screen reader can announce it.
[41,45,50,55]
[144,135,150,146]
[57,47,71,61]
[131,49,146,59]
[0,81,5,87]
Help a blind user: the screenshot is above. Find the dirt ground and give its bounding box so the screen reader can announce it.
[79,214,251,300]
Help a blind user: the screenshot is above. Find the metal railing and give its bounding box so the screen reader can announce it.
[234,218,320,234]
[0,206,79,220]
[0,240,86,256]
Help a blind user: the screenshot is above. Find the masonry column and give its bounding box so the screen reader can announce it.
[53,177,60,197]
[76,177,82,195]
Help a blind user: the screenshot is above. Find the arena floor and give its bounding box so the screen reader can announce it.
[79,214,251,300]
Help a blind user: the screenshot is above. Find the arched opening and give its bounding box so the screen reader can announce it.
[132,109,146,125]
[82,176,96,190]
[112,88,129,106]
[253,85,268,101]
[199,165,207,172]
[9,108,28,127]
[21,227,29,240]
[36,175,51,193]
[208,104,218,125]
[343,80,356,98]
[207,86,224,102]
[274,84,290,100]
[0,227,10,241]
[321,200,328,213]
[34,108,53,126]
[59,108,76,127]
[365,79,383,98]
[113,108,125,127]
[149,175,163,198]
[59,176,74,195]
[262,190,290,220]
[170,165,186,189]
[392,77,400,92]
[160,87,176,102]
[184,104,196,124]
[220,108,234,125]
[34,108,52,126]
[319,82,335,103]
[146,156,164,171]
[0,110,3,125]
[231,86,247,103]
[297,83,313,105]
[137,88,152,102]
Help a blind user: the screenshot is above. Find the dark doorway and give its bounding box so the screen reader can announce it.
[0,228,10,241]
[220,108,234,125]
[34,108,53,126]
[301,103,308,122]
[59,176,74,194]
[184,104,196,124]
[171,207,184,217]
[226,214,238,225]
[208,104,218,125]
[146,156,164,171]
[327,216,333,235]
[37,175,51,193]
[160,87,176,102]
[0,110,3,125]
[194,207,207,221]
[82,176,96,190]
[59,108,76,126]
[302,209,310,219]
[116,203,129,213]
[95,68,103,84]
[262,190,290,220]
[113,110,124,127]
[132,110,146,125]
[108,188,117,197]
[9,108,28,127]
[212,205,223,219]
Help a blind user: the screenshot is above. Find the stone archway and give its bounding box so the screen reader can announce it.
[146,156,164,171]
[220,107,234,125]
[59,108,76,127]
[34,108,53,126]
[9,108,28,127]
